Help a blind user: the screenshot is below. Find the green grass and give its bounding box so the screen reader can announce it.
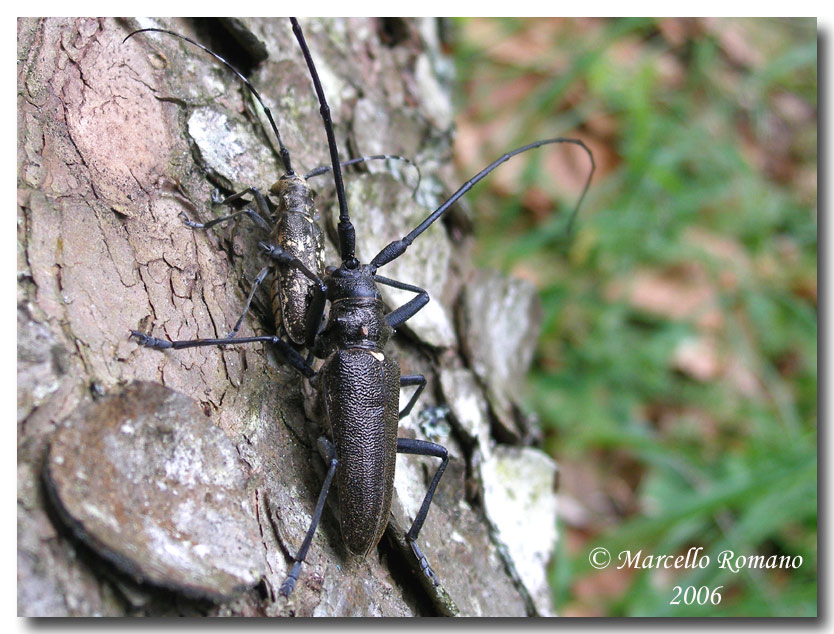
[454,18,817,617]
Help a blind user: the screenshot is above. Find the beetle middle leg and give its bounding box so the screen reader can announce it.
[399,374,426,420]
[196,186,274,231]
[181,205,271,232]
[224,265,271,339]
[396,437,449,586]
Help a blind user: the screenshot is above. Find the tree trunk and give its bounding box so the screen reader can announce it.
[18,17,557,617]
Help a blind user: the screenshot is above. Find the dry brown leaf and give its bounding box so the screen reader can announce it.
[772,91,816,125]
[572,566,634,605]
[607,36,645,70]
[684,227,750,273]
[724,355,762,397]
[616,266,722,329]
[703,18,766,68]
[672,335,721,381]
[486,19,571,71]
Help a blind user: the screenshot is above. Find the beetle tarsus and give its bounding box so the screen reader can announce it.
[130,330,172,349]
[409,539,440,586]
[278,454,338,597]
[279,563,302,597]
[179,211,203,229]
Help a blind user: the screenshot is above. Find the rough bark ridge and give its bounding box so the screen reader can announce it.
[18,17,557,617]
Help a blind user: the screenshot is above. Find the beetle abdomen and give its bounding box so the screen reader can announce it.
[321,347,399,557]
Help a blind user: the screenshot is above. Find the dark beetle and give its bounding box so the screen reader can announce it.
[130,17,595,599]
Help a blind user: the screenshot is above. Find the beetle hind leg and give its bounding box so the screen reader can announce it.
[279,438,338,598]
[396,438,449,586]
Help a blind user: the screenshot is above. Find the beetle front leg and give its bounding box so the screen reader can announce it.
[259,241,326,290]
[396,438,449,586]
[179,187,272,232]
[375,275,429,329]
[129,331,317,379]
[210,186,273,230]
[260,241,328,348]
[181,206,271,233]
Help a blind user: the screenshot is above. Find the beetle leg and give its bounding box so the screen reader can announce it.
[396,438,449,586]
[179,187,272,232]
[398,374,426,420]
[259,241,327,291]
[129,331,317,378]
[374,275,429,329]
[222,265,270,339]
[181,205,271,233]
[259,240,328,348]
[280,437,338,598]
[213,186,272,221]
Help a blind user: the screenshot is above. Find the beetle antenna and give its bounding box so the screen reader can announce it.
[289,17,357,268]
[124,27,295,176]
[371,138,595,270]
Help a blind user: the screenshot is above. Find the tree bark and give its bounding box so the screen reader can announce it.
[18,17,556,617]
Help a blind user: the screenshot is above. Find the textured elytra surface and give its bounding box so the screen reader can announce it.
[18,17,558,617]
[270,178,325,346]
[322,348,399,557]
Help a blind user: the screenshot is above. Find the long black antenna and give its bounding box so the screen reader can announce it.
[289,17,357,268]
[124,27,295,175]
[372,138,595,270]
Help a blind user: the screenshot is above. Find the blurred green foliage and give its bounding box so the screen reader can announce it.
[454,18,816,617]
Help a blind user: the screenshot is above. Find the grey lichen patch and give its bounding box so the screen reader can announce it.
[17,307,65,424]
[414,53,454,132]
[480,446,559,616]
[44,382,266,601]
[458,269,543,440]
[439,367,493,459]
[188,106,276,192]
[307,557,412,618]
[350,98,423,189]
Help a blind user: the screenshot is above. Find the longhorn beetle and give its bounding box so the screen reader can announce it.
[125,26,420,349]
[130,18,595,599]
